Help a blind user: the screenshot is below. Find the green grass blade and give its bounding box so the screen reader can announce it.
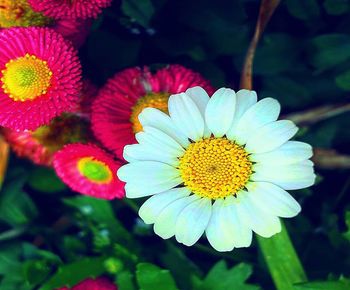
[257,220,307,290]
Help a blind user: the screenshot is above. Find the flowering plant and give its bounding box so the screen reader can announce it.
[0,1,350,290]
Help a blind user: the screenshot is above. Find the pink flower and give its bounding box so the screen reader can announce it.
[53,143,125,199]
[91,65,214,159]
[2,113,92,167]
[29,0,112,20]
[0,27,82,130]
[53,18,92,48]
[58,277,117,290]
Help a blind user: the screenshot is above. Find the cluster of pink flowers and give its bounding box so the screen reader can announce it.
[0,0,214,202]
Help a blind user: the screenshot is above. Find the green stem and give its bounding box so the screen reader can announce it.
[257,221,307,290]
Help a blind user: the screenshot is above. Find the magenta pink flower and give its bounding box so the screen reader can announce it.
[58,277,117,290]
[2,113,92,167]
[29,0,112,20]
[91,65,214,159]
[53,143,125,200]
[53,18,92,48]
[0,27,82,130]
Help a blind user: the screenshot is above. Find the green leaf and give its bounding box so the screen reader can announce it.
[194,260,259,290]
[121,0,155,27]
[323,0,349,15]
[285,0,320,20]
[117,271,137,290]
[293,279,350,290]
[262,76,312,109]
[39,256,107,290]
[23,260,51,287]
[308,34,350,70]
[257,221,307,290]
[335,70,350,91]
[254,34,301,75]
[136,263,179,290]
[0,244,22,276]
[159,242,202,290]
[27,167,66,193]
[63,196,133,246]
[343,211,350,242]
[0,181,38,226]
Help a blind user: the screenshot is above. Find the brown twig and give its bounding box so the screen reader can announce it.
[283,103,350,126]
[312,148,350,169]
[0,134,9,189]
[240,0,281,89]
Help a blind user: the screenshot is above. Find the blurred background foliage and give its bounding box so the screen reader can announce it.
[1,0,350,289]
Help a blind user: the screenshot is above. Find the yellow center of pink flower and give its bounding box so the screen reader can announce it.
[77,157,113,184]
[0,0,50,28]
[179,137,253,199]
[1,54,52,102]
[130,92,169,133]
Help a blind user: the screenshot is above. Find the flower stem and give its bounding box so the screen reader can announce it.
[257,221,307,290]
[240,0,281,89]
[0,135,9,190]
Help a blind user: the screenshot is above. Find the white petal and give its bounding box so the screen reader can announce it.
[246,182,301,218]
[236,192,281,238]
[224,196,253,247]
[168,93,205,141]
[117,161,179,183]
[139,187,191,224]
[175,197,212,246]
[123,144,179,166]
[204,88,236,137]
[245,120,298,153]
[124,177,182,198]
[226,90,257,140]
[233,98,281,145]
[138,108,190,148]
[250,141,313,165]
[206,197,252,251]
[185,86,211,138]
[252,160,316,190]
[137,126,184,156]
[206,199,234,252]
[154,195,200,239]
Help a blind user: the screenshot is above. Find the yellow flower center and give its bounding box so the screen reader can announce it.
[77,157,113,184]
[179,137,253,199]
[0,0,50,28]
[1,54,52,102]
[130,92,169,133]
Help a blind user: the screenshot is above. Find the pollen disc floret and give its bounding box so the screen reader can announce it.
[28,0,112,20]
[118,86,316,252]
[0,27,82,130]
[77,157,113,184]
[91,65,214,159]
[130,92,169,133]
[179,138,252,199]
[2,54,52,102]
[53,144,125,200]
[0,0,50,28]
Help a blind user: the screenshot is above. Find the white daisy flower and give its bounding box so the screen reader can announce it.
[117,87,315,252]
